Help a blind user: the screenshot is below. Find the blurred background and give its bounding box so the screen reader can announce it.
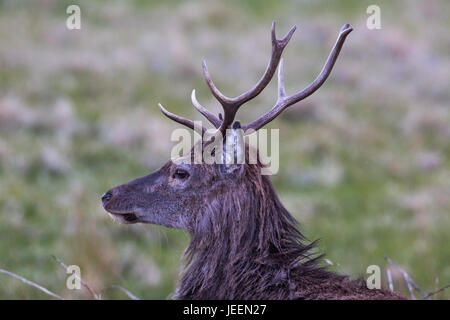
[0,0,448,299]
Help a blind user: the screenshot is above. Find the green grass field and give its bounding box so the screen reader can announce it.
[0,0,449,299]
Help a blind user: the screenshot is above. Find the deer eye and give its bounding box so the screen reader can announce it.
[173,169,189,179]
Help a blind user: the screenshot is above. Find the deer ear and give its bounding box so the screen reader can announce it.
[217,122,246,179]
[219,163,245,178]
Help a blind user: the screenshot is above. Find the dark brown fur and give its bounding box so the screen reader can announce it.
[175,149,404,300]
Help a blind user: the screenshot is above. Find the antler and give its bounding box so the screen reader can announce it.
[158,103,206,134]
[241,23,353,132]
[159,22,352,137]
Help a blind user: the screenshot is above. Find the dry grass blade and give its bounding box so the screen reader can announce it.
[51,255,100,300]
[99,285,141,300]
[384,255,430,300]
[386,268,394,292]
[0,269,63,300]
[424,284,450,299]
[404,275,416,299]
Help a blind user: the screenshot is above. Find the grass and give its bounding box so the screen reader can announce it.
[0,0,449,299]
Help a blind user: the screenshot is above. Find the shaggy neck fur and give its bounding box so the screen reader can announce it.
[175,163,338,299]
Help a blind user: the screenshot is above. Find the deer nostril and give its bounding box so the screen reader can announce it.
[101,192,113,207]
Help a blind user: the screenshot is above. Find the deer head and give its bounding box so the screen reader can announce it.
[99,24,409,300]
[102,22,352,234]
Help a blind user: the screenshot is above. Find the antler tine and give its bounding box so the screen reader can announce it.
[233,22,296,105]
[202,59,235,107]
[159,103,206,134]
[201,21,296,137]
[191,90,221,128]
[242,23,353,132]
[277,58,286,99]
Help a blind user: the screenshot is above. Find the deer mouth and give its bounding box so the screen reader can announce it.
[107,212,139,224]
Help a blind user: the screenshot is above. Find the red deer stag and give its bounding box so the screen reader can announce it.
[102,22,405,300]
